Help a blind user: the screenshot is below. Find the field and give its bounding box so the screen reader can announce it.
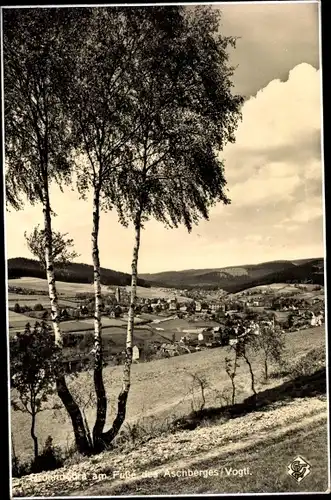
[153,317,219,332]
[8,277,189,302]
[239,283,324,297]
[10,325,326,461]
[8,277,109,295]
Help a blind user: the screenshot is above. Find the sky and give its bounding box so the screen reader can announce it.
[4,1,324,274]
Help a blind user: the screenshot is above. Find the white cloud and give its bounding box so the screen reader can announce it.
[221,63,323,212]
[229,63,321,153]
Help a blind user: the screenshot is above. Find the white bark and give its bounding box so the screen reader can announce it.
[41,184,62,347]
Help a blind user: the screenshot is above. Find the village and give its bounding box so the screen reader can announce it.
[9,280,324,370]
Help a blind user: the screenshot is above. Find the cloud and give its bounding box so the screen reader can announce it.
[221,63,322,212]
[219,2,320,98]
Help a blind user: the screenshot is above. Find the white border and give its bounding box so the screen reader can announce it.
[0,5,14,498]
[1,0,329,497]
[318,0,330,494]
[0,1,320,8]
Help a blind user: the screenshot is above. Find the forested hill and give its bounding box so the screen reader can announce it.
[7,258,151,288]
[141,258,324,292]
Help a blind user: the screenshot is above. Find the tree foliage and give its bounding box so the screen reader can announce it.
[115,6,243,230]
[253,322,286,380]
[24,225,79,270]
[3,8,82,209]
[10,322,62,459]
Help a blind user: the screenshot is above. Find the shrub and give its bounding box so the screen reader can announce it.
[13,303,21,313]
[11,456,31,478]
[33,303,44,311]
[30,436,64,473]
[289,346,326,379]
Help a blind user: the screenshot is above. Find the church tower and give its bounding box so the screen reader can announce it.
[115,286,121,304]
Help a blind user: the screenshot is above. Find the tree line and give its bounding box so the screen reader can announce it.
[5,6,243,456]
[8,257,151,287]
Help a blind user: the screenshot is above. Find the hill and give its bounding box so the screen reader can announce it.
[7,257,151,288]
[11,329,327,496]
[141,258,324,292]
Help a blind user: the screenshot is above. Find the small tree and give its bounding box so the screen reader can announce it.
[10,322,61,460]
[189,372,209,412]
[24,225,80,271]
[255,322,286,381]
[225,350,240,405]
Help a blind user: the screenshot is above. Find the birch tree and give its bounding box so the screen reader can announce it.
[98,5,243,447]
[4,8,91,454]
[66,6,202,451]
[64,7,151,451]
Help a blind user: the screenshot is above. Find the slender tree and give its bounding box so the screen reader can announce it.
[98,5,243,447]
[65,7,154,451]
[4,8,91,454]
[66,6,217,450]
[24,225,80,271]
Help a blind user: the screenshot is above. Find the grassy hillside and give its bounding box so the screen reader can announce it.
[11,326,325,461]
[8,257,151,288]
[12,350,328,495]
[141,258,324,291]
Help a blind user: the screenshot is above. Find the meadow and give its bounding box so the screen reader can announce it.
[8,277,189,302]
[10,325,326,461]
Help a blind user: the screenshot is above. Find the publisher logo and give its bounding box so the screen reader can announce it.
[287,456,311,483]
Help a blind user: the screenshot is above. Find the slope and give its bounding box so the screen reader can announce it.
[8,257,151,288]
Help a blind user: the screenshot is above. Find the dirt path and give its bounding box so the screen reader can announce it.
[71,407,327,496]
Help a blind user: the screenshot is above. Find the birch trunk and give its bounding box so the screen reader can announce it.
[101,213,141,445]
[41,180,91,455]
[91,187,107,452]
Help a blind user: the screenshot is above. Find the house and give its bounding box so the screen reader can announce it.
[310,311,323,327]
[169,300,177,312]
[195,301,202,312]
[79,305,89,315]
[198,330,214,346]
[109,305,122,319]
[160,343,179,356]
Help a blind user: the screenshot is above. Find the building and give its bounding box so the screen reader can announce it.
[109,305,122,318]
[169,300,177,312]
[115,287,121,304]
[195,301,202,312]
[160,343,179,356]
[198,330,214,345]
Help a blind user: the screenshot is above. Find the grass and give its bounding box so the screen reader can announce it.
[155,317,219,332]
[8,277,189,301]
[13,395,328,496]
[10,325,326,461]
[8,278,111,295]
[106,420,329,495]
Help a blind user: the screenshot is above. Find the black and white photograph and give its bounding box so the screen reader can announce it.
[2,0,329,497]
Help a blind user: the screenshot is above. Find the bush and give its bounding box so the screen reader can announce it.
[13,303,21,313]
[12,456,32,478]
[33,303,44,311]
[30,436,64,473]
[289,346,326,379]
